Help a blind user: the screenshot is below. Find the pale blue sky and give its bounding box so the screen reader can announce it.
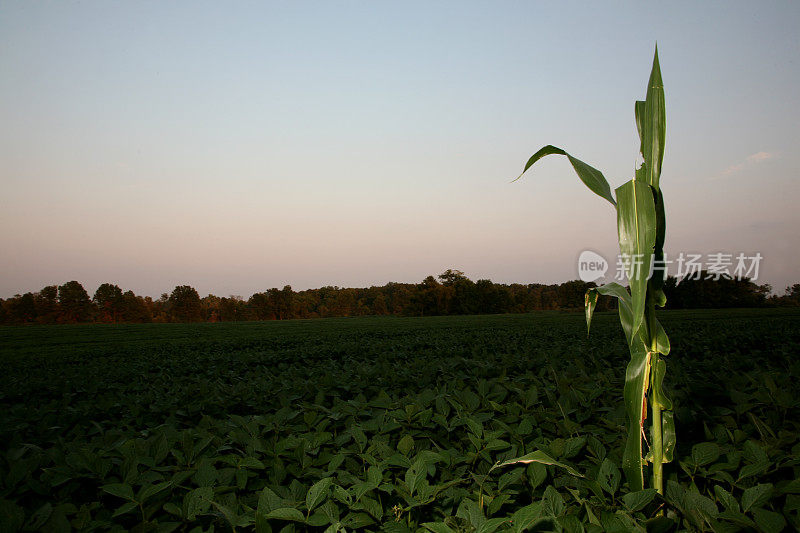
[2,1,799,298]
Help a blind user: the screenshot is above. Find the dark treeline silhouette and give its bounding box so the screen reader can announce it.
[0,269,792,325]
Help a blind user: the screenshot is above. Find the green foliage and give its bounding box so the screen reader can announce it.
[0,310,798,530]
[515,47,675,495]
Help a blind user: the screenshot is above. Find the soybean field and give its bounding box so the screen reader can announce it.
[1,309,799,532]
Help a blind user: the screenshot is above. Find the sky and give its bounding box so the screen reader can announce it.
[1,1,799,298]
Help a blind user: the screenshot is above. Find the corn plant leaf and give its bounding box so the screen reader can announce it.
[653,287,667,308]
[652,188,667,291]
[622,337,650,491]
[585,282,633,340]
[585,289,599,335]
[654,320,670,355]
[651,359,672,410]
[642,46,665,191]
[586,282,667,354]
[634,100,646,147]
[491,450,583,478]
[662,410,676,463]
[514,145,616,206]
[615,179,656,342]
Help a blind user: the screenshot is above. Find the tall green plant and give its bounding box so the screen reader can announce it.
[515,47,674,494]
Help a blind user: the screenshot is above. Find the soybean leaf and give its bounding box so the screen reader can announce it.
[212,500,253,529]
[306,477,333,513]
[139,481,172,504]
[112,501,138,518]
[194,458,216,487]
[514,145,616,206]
[477,517,510,533]
[743,440,768,464]
[752,508,786,532]
[163,502,182,517]
[256,487,285,532]
[307,511,331,527]
[0,500,25,533]
[527,462,548,491]
[596,458,621,496]
[684,490,719,521]
[459,498,486,529]
[542,486,565,517]
[498,468,524,491]
[102,483,135,501]
[423,522,456,533]
[623,489,658,512]
[239,456,265,469]
[510,503,543,533]
[185,486,213,521]
[397,434,414,455]
[258,487,285,514]
[266,508,306,522]
[738,461,770,482]
[691,443,720,467]
[714,486,740,513]
[742,484,773,512]
[27,503,53,529]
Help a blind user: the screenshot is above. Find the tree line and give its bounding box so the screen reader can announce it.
[0,269,793,325]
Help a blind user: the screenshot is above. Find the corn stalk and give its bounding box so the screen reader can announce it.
[515,47,674,494]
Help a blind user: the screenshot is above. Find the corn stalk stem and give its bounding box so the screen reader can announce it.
[646,292,664,496]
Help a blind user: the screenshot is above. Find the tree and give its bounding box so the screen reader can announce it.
[58,281,91,323]
[783,284,800,306]
[282,286,295,319]
[168,285,202,322]
[452,275,478,315]
[438,269,467,286]
[219,296,244,322]
[663,273,768,309]
[94,283,124,322]
[557,280,595,309]
[416,276,442,316]
[121,290,150,322]
[249,292,272,320]
[201,294,222,322]
[6,293,37,324]
[373,292,388,315]
[35,285,59,323]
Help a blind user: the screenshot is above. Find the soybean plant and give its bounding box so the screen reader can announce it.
[515,47,674,494]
